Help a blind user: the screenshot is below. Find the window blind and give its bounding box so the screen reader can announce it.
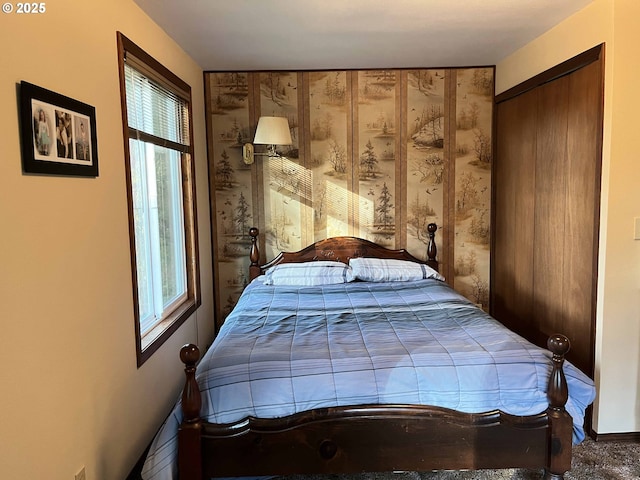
[123,61,190,149]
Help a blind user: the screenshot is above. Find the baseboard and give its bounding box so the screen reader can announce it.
[590,430,640,442]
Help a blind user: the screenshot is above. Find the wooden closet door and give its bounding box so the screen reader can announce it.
[493,46,603,377]
[561,60,601,376]
[533,76,570,341]
[493,89,537,339]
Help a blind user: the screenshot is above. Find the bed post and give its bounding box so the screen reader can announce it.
[544,334,573,480]
[426,223,438,271]
[249,227,261,280]
[178,344,202,480]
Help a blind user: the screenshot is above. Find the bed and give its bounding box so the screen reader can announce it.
[141,224,596,480]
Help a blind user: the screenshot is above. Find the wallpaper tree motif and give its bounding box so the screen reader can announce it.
[453,68,493,305]
[405,69,446,265]
[207,73,253,319]
[259,72,302,258]
[307,71,351,240]
[206,68,493,329]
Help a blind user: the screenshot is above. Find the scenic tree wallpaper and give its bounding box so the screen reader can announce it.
[206,67,493,328]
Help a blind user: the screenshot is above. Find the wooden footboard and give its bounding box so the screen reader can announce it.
[177,335,573,480]
[179,227,573,479]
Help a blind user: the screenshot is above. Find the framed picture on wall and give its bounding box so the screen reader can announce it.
[19,81,98,177]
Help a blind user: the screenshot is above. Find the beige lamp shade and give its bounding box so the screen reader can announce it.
[253,116,292,145]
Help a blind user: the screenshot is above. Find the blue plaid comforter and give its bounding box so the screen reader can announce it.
[142,278,596,480]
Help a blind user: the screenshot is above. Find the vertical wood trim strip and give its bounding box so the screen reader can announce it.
[251,73,266,260]
[588,51,605,380]
[444,69,457,283]
[203,73,222,331]
[397,71,406,248]
[299,72,313,246]
[349,71,358,236]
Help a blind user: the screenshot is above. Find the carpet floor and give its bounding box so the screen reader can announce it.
[276,438,640,480]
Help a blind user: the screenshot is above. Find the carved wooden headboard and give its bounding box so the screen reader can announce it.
[248,224,438,281]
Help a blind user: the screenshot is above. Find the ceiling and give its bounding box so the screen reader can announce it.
[133,0,593,71]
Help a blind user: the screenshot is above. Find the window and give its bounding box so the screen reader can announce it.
[117,33,200,366]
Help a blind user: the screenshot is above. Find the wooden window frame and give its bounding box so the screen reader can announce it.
[116,32,200,366]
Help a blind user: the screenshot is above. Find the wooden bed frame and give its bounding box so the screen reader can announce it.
[178,225,573,479]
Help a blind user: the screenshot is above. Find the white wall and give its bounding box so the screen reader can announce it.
[496,0,640,434]
[0,1,213,478]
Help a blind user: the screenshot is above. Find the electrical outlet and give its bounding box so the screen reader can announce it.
[75,467,86,480]
[634,217,640,240]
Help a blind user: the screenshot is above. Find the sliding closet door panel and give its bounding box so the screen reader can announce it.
[494,90,537,336]
[493,100,515,325]
[493,45,603,377]
[513,91,537,336]
[563,61,601,373]
[534,77,570,339]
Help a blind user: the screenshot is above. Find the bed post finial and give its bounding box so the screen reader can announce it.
[545,334,572,479]
[547,334,570,410]
[179,344,203,480]
[427,223,438,268]
[249,227,260,280]
[180,344,201,423]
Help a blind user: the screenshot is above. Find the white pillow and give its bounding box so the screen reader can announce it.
[349,257,444,282]
[262,261,354,286]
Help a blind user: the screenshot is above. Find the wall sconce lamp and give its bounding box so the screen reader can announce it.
[242,116,293,164]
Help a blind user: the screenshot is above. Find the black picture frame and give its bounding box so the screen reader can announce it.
[19,81,98,177]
